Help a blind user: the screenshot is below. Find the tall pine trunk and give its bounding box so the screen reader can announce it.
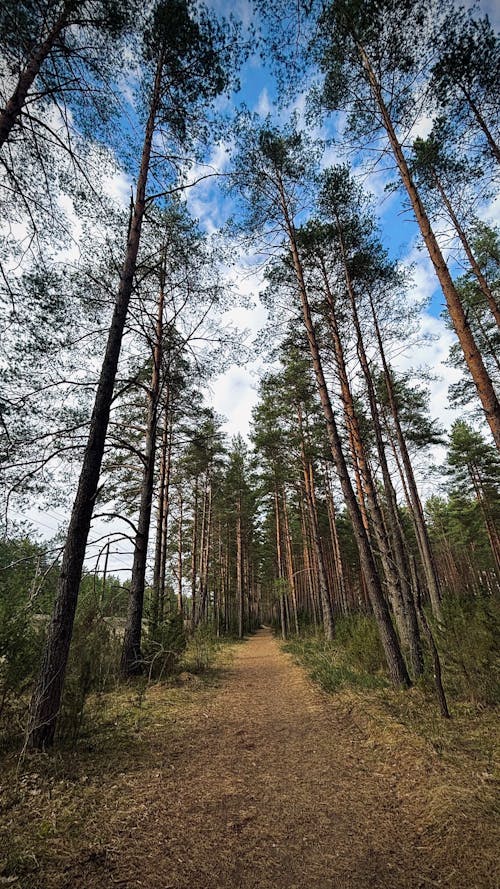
[297,411,335,640]
[237,494,244,638]
[368,292,443,620]
[334,237,423,676]
[358,43,500,448]
[430,170,500,329]
[282,487,300,635]
[151,398,172,632]
[121,277,165,676]
[277,181,409,686]
[27,52,165,748]
[0,8,69,149]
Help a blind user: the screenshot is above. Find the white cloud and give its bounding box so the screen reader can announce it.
[406,113,434,144]
[211,366,259,437]
[102,169,132,207]
[255,86,272,117]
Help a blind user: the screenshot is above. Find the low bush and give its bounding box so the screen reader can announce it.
[0,597,44,719]
[183,623,222,673]
[283,614,388,695]
[435,594,500,706]
[57,591,121,744]
[335,613,387,675]
[143,612,187,679]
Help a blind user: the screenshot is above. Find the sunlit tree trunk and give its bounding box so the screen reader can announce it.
[368,291,443,620]
[237,494,244,638]
[282,487,300,634]
[319,257,414,659]
[276,176,409,685]
[429,170,500,328]
[358,43,500,448]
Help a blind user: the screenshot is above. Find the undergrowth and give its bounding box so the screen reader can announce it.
[0,628,238,887]
[282,602,499,797]
[283,613,389,694]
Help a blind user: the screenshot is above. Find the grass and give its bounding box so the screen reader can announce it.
[283,636,388,693]
[0,634,237,888]
[282,622,499,876]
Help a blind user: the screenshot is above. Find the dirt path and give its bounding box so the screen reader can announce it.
[39,628,497,889]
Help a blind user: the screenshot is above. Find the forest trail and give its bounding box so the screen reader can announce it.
[31,628,496,889]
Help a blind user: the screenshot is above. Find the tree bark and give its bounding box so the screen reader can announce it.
[324,464,348,615]
[150,407,169,635]
[276,179,409,686]
[121,276,165,676]
[158,410,173,626]
[0,6,69,149]
[357,43,500,449]
[237,494,244,638]
[461,87,500,166]
[331,240,423,676]
[177,492,184,616]
[431,171,500,329]
[190,478,199,630]
[318,255,418,661]
[409,555,450,719]
[368,291,443,620]
[27,50,165,748]
[282,487,300,634]
[297,411,335,640]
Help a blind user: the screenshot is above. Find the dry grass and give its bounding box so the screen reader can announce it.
[0,631,498,889]
[286,640,499,888]
[0,646,233,888]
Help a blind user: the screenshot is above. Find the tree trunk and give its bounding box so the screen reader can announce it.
[27,51,165,749]
[332,242,423,676]
[274,487,287,639]
[121,278,165,676]
[461,87,500,166]
[432,171,500,329]
[198,476,213,622]
[409,555,450,719]
[282,487,300,635]
[298,492,319,628]
[358,43,500,449]
[319,256,414,658]
[0,8,69,149]
[158,412,173,625]
[368,292,443,620]
[298,419,335,641]
[237,495,244,638]
[190,478,199,630]
[177,492,184,616]
[277,180,409,686]
[324,465,348,615]
[150,408,168,635]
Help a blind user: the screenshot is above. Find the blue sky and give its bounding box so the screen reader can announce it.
[177,0,498,453]
[21,0,499,565]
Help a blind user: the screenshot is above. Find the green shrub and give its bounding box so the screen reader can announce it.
[183,623,221,673]
[0,536,57,724]
[435,594,500,706]
[335,613,387,675]
[0,597,44,718]
[57,591,121,744]
[283,630,387,695]
[143,612,187,679]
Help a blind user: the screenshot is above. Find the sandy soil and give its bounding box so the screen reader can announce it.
[41,627,496,889]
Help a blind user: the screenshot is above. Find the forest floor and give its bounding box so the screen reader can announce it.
[1,627,498,889]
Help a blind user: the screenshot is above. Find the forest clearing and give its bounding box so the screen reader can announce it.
[1,628,498,889]
[1,0,499,885]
